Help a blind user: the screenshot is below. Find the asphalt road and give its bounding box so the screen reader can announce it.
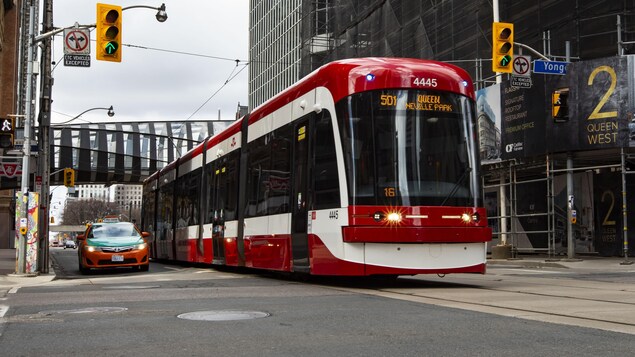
[1,249,635,356]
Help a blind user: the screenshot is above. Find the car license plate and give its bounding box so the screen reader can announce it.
[111,255,124,262]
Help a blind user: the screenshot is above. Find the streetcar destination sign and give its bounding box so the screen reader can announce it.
[533,60,568,75]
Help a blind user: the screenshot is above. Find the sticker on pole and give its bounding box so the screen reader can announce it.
[64,29,90,55]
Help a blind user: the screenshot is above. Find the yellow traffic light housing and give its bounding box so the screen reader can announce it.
[492,22,514,73]
[63,168,75,187]
[552,89,569,122]
[96,3,122,62]
[0,118,15,149]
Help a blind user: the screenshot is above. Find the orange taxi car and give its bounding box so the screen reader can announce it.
[77,221,150,273]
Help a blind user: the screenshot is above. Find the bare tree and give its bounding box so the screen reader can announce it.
[61,199,121,225]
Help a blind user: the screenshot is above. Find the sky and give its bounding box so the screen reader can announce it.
[50,0,249,125]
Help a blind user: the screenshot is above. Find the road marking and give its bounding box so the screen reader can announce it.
[8,287,19,294]
[500,269,567,274]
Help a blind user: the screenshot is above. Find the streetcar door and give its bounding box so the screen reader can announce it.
[211,161,226,263]
[291,118,311,272]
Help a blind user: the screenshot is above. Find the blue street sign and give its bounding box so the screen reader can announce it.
[533,60,568,75]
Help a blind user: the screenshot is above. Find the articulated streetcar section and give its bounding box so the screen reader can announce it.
[142,58,492,277]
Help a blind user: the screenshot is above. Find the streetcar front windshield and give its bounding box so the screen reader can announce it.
[336,89,481,207]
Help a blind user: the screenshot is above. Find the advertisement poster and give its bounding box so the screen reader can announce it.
[499,76,546,159]
[14,192,39,274]
[476,84,502,161]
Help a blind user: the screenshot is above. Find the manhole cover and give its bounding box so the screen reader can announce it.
[102,285,160,290]
[177,310,270,321]
[39,307,127,315]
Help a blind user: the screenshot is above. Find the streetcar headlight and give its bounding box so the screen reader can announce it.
[136,243,147,250]
[85,246,96,252]
[460,212,480,223]
[366,73,375,81]
[386,212,402,223]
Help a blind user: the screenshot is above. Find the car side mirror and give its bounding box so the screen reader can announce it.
[77,234,85,240]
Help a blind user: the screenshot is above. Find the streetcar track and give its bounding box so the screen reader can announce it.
[370,287,635,329]
[320,277,635,334]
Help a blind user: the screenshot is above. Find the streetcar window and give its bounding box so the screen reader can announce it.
[175,168,201,227]
[336,89,481,207]
[158,181,174,241]
[245,123,293,218]
[312,111,340,209]
[206,151,240,224]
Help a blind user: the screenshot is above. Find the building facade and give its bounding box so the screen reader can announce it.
[0,1,20,249]
[247,0,635,257]
[248,0,303,109]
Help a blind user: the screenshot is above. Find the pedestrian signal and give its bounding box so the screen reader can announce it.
[0,118,14,149]
[552,89,569,122]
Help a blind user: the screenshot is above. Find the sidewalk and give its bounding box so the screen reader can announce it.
[0,248,56,291]
[488,254,635,271]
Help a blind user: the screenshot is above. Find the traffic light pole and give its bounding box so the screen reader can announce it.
[37,0,53,274]
[15,5,37,275]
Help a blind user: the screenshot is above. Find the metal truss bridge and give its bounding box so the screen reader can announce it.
[49,120,233,185]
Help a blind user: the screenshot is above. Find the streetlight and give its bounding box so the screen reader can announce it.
[122,3,168,22]
[52,106,115,126]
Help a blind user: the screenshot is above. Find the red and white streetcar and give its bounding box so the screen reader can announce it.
[142,57,492,276]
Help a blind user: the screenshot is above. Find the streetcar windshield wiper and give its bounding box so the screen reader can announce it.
[440,168,472,206]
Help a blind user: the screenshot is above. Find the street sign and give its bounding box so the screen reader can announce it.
[35,175,42,192]
[510,75,532,88]
[64,54,91,67]
[0,162,21,178]
[63,29,90,55]
[512,55,531,77]
[533,60,568,75]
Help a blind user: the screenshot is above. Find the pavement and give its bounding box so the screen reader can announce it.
[1,248,634,291]
[0,248,56,292]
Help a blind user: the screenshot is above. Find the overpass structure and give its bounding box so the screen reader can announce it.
[48,120,233,185]
[49,225,85,232]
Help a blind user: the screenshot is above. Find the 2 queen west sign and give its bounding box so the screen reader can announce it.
[498,56,632,160]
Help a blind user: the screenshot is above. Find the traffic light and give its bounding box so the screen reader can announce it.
[96,3,122,62]
[492,22,514,73]
[0,118,14,149]
[552,89,569,122]
[63,168,75,187]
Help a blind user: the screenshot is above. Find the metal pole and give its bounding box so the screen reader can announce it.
[38,0,53,274]
[493,0,501,85]
[617,15,623,56]
[621,147,633,265]
[567,153,575,259]
[17,5,36,275]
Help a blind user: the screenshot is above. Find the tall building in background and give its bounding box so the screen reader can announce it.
[0,1,20,249]
[248,0,635,105]
[248,0,302,109]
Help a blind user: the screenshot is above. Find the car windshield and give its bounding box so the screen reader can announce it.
[89,223,140,239]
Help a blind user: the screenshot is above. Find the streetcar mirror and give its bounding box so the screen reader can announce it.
[141,232,150,238]
[77,234,85,240]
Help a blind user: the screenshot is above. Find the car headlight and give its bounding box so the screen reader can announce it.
[136,243,147,250]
